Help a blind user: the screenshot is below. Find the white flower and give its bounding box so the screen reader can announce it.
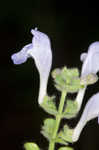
[11,28,52,104]
[72,92,99,142]
[76,42,99,111]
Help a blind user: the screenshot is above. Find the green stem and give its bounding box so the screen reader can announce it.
[48,90,67,150]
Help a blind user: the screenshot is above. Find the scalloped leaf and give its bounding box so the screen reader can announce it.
[40,96,57,116]
[52,67,83,93]
[58,125,73,143]
[41,118,56,140]
[63,100,78,119]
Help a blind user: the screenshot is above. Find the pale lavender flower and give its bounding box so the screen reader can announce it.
[81,42,99,76]
[11,28,52,104]
[72,93,99,142]
[76,42,99,111]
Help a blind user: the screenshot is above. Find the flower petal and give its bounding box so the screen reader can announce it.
[72,92,99,142]
[11,44,32,64]
[11,28,52,104]
[81,42,99,76]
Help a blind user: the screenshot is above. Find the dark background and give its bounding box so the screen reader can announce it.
[1,0,99,150]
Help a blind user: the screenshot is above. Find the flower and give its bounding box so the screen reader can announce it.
[81,42,99,76]
[72,92,99,142]
[11,28,52,104]
[76,42,99,111]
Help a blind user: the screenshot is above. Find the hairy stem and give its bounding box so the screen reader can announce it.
[48,90,67,150]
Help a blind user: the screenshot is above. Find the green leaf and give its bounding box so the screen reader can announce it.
[40,96,57,116]
[66,77,82,93]
[58,125,73,143]
[58,146,74,150]
[63,100,78,119]
[41,118,56,140]
[55,137,68,145]
[24,142,40,150]
[52,67,83,93]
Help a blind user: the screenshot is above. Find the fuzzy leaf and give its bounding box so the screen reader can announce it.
[52,67,82,93]
[66,78,82,93]
[58,125,73,143]
[58,147,74,150]
[41,96,57,116]
[41,118,56,140]
[24,142,40,150]
[63,100,78,119]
